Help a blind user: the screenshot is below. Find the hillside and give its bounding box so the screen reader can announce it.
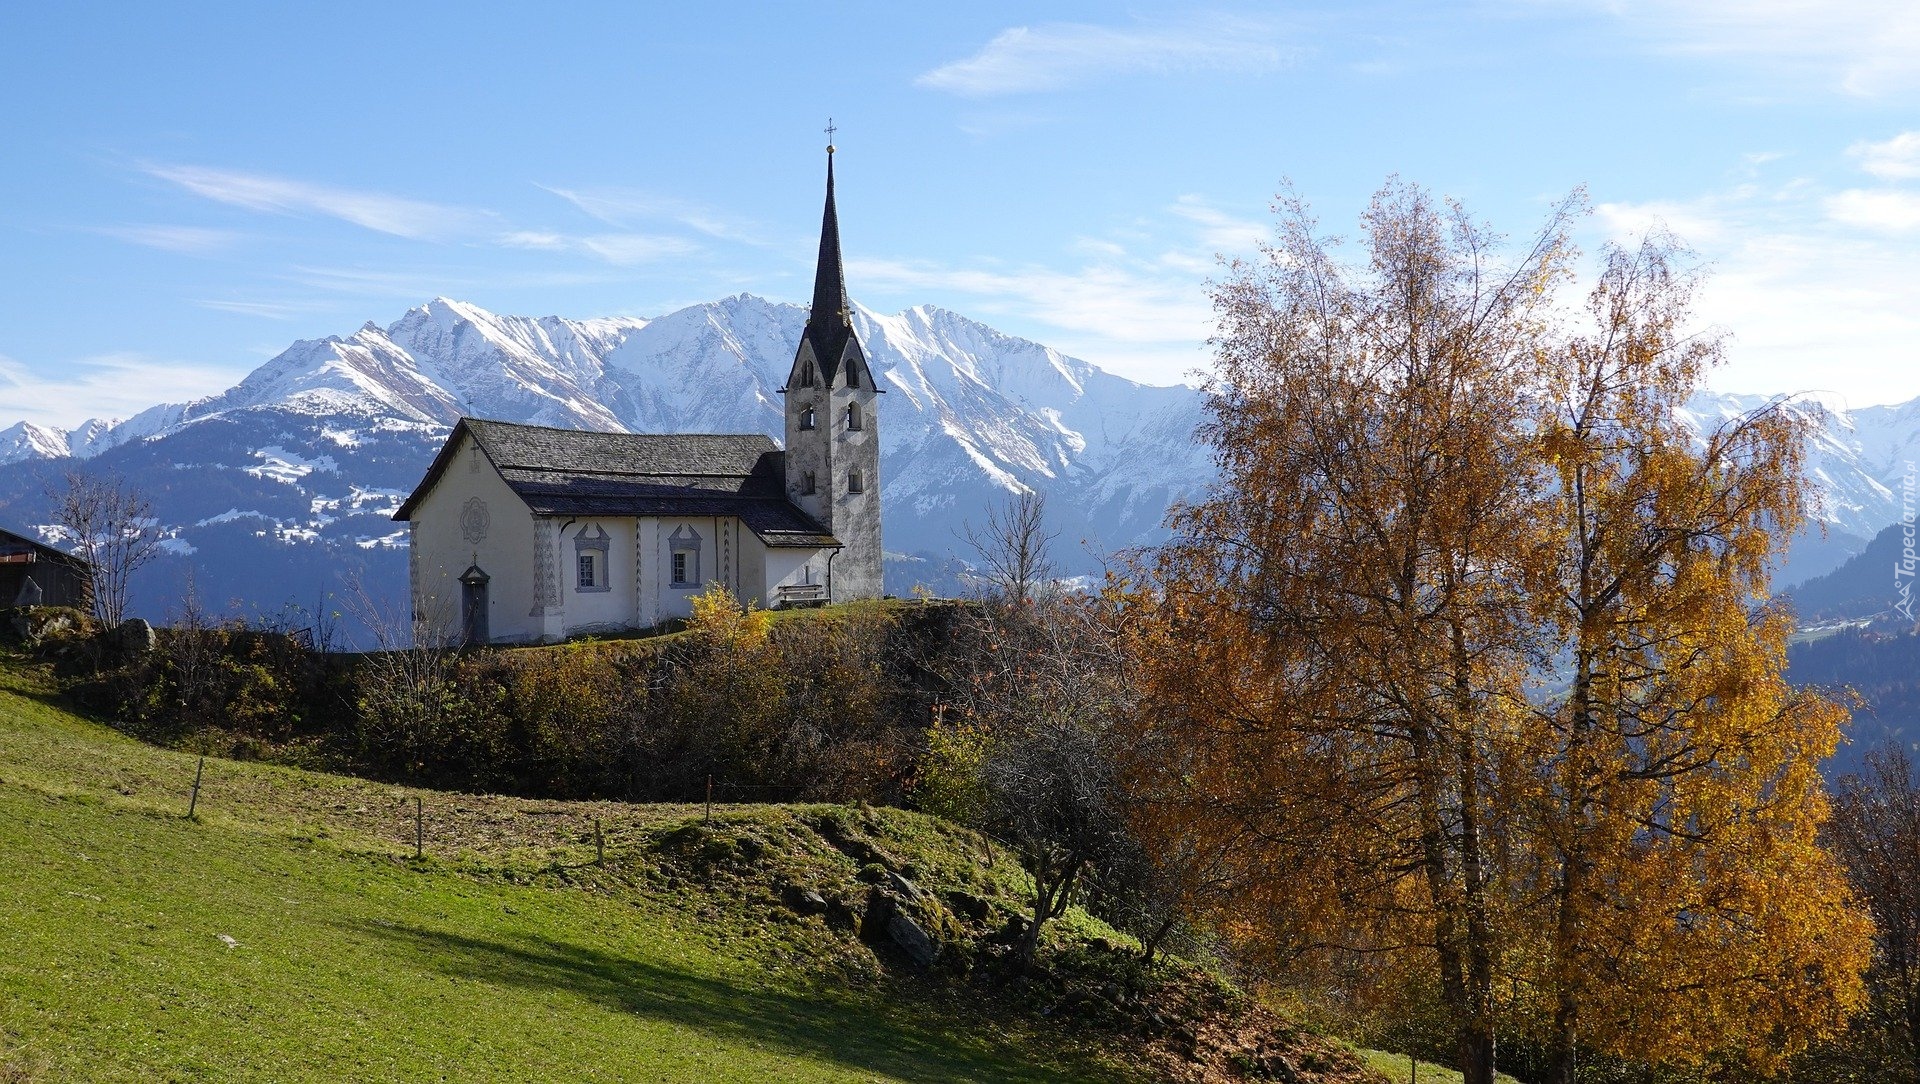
[0,648,1394,1083]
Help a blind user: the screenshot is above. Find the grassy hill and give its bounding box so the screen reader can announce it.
[0,647,1388,1083]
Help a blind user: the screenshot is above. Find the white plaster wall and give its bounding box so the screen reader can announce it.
[407,431,538,644]
[649,517,720,622]
[559,517,638,636]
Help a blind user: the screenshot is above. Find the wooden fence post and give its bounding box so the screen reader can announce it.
[186,756,206,819]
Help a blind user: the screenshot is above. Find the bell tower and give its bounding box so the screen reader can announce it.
[783,133,882,601]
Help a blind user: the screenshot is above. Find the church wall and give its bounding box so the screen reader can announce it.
[559,517,637,638]
[762,546,832,608]
[407,429,538,644]
[647,516,726,623]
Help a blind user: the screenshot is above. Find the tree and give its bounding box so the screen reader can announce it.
[1826,745,1920,1081]
[961,490,1059,605]
[1130,180,1869,1084]
[932,590,1136,969]
[1519,234,1869,1080]
[46,470,161,626]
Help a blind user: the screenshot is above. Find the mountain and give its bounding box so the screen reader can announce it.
[1678,391,1920,585]
[3,295,1917,642]
[1781,519,1919,623]
[0,296,1210,640]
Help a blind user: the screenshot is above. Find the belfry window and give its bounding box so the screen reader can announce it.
[799,405,816,430]
[848,468,865,494]
[846,402,862,431]
[799,360,815,388]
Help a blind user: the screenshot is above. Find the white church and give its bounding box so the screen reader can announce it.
[392,147,883,645]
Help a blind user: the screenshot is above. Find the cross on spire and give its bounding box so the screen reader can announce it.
[824,117,836,153]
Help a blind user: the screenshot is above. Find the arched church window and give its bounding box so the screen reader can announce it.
[799,405,816,431]
[799,360,815,388]
[846,402,862,431]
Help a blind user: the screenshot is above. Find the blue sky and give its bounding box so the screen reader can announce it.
[2,1,1917,429]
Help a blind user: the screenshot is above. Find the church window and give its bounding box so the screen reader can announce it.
[669,525,703,588]
[573,523,611,593]
[802,470,816,495]
[848,468,865,494]
[846,402,862,431]
[799,360,815,388]
[799,405,816,430]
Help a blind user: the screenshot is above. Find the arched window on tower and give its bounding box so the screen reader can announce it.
[799,405,816,430]
[845,402,862,431]
[799,360,815,388]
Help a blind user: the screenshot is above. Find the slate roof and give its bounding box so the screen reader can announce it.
[393,418,839,548]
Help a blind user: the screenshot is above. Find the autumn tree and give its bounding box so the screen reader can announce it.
[1517,234,1869,1080]
[1129,180,1869,1084]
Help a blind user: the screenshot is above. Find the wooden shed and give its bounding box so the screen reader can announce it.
[0,525,91,609]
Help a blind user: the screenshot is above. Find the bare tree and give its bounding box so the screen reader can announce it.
[961,490,1058,605]
[46,470,161,626]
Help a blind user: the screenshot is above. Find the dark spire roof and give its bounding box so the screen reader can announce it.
[802,148,855,376]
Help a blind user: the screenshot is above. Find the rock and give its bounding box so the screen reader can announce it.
[884,870,924,904]
[886,910,939,969]
[780,883,827,916]
[859,886,898,941]
[114,617,156,655]
[859,887,940,969]
[944,889,992,922]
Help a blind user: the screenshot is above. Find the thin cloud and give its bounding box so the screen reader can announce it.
[917,16,1291,97]
[1538,0,1920,96]
[538,184,767,243]
[194,299,339,320]
[92,224,244,255]
[1168,195,1268,254]
[1850,131,1920,179]
[145,164,495,241]
[0,350,243,430]
[498,228,700,265]
[1826,189,1920,232]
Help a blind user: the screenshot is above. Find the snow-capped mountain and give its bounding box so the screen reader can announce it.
[0,296,1210,634]
[2,295,1914,635]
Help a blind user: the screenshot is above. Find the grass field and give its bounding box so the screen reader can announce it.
[0,651,1128,1083]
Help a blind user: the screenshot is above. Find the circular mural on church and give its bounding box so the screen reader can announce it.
[460,497,490,543]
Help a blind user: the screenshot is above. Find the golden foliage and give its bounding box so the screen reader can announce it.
[1125,181,1870,1083]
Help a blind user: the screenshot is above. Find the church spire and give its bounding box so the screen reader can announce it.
[804,131,853,372]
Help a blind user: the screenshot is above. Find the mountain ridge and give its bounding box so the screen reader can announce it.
[1,295,1915,633]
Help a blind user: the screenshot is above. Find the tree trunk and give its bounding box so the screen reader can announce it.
[1457,1027,1496,1084]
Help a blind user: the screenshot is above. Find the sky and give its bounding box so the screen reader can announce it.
[2,1,1917,430]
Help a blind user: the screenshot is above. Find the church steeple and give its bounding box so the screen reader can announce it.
[802,138,859,383]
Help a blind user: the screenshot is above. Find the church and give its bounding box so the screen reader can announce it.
[393,146,882,645]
